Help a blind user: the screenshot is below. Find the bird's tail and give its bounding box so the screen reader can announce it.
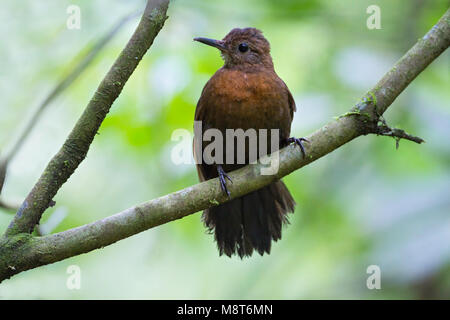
[202,180,295,258]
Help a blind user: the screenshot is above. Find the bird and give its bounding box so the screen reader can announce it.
[193,27,307,258]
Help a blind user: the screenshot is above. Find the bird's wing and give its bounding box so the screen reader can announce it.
[193,79,213,182]
[286,86,296,117]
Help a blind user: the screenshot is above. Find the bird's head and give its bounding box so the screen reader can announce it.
[194,28,273,69]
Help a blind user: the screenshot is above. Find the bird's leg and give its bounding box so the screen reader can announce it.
[217,164,232,197]
[285,137,310,158]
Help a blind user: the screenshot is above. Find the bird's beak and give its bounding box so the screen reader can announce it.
[194,37,227,51]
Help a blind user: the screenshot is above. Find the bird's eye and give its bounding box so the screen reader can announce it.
[238,43,249,53]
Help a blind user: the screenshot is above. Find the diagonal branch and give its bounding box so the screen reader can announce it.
[0,7,448,283]
[4,0,170,236]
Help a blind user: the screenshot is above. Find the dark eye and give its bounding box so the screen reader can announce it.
[238,43,249,53]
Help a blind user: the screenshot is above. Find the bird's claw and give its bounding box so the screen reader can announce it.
[287,137,309,158]
[217,165,232,198]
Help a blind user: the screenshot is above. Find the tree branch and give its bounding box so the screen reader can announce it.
[4,0,170,236]
[0,7,448,283]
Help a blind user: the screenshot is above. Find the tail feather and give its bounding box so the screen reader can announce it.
[202,180,295,258]
[259,186,282,241]
[243,191,270,256]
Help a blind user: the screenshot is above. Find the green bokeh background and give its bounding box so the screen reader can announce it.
[0,0,449,299]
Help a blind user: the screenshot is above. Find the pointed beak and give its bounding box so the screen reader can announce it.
[193,37,227,51]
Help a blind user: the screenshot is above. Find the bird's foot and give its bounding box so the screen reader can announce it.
[286,137,309,158]
[217,165,232,197]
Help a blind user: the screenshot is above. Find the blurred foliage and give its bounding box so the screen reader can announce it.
[0,0,449,299]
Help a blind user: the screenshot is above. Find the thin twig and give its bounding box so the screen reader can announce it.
[0,10,140,210]
[376,116,425,149]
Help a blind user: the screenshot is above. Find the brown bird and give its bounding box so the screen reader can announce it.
[193,28,306,258]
